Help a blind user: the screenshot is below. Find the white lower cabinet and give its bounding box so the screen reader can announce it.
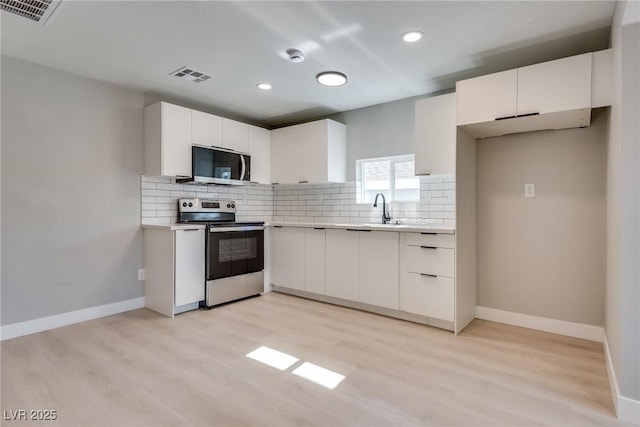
[270,225,456,332]
[359,231,399,309]
[174,229,206,306]
[400,232,455,324]
[144,227,205,317]
[271,227,305,290]
[304,228,326,294]
[401,274,454,322]
[325,229,359,301]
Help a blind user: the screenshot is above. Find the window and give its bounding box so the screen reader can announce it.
[356,154,420,203]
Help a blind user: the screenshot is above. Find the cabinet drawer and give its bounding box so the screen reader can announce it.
[400,273,454,321]
[405,245,454,277]
[405,232,454,249]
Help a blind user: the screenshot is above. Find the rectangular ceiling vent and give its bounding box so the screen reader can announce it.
[0,0,61,24]
[169,66,213,83]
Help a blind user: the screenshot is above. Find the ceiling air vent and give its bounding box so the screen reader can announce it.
[0,0,61,24]
[169,66,213,83]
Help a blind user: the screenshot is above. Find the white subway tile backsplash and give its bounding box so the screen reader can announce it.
[140,176,455,227]
[272,178,456,225]
[140,176,274,225]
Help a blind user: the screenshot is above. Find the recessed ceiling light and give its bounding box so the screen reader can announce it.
[257,83,272,90]
[316,71,347,87]
[402,31,423,43]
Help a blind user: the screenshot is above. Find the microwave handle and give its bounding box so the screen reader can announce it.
[240,155,247,181]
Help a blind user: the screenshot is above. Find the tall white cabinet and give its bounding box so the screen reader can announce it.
[414,92,457,175]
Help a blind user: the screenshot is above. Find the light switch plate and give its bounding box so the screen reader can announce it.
[525,184,535,198]
[138,268,146,281]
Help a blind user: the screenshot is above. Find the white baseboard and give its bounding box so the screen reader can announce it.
[603,333,640,425]
[475,306,604,342]
[0,297,145,341]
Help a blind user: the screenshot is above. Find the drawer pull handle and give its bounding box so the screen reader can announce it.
[420,246,437,249]
[273,226,283,228]
[420,232,438,235]
[346,229,360,232]
[313,227,326,230]
[420,273,438,278]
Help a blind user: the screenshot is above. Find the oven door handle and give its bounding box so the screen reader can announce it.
[209,226,264,233]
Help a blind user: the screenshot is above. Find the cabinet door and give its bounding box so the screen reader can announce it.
[222,118,249,153]
[414,93,456,175]
[456,69,517,125]
[248,125,271,184]
[359,231,399,309]
[161,103,192,177]
[192,110,223,147]
[325,229,359,301]
[517,53,592,116]
[298,120,327,183]
[270,127,300,184]
[304,228,326,294]
[174,229,205,306]
[401,273,454,321]
[271,227,305,290]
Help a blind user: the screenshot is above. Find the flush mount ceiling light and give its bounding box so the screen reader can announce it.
[402,31,423,42]
[257,83,272,90]
[316,71,347,87]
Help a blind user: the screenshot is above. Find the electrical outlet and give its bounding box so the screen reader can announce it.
[525,183,535,198]
[138,268,145,281]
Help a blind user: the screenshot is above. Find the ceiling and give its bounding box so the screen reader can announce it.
[1,1,615,128]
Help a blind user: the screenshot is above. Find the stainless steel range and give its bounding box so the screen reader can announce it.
[178,198,264,307]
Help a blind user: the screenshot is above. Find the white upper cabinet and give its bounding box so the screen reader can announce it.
[516,53,592,116]
[456,52,593,138]
[456,69,518,126]
[248,125,271,184]
[414,92,457,175]
[271,119,346,184]
[191,110,222,147]
[222,118,250,153]
[144,102,192,178]
[145,102,272,179]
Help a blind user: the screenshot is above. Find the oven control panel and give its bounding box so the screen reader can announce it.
[178,198,236,213]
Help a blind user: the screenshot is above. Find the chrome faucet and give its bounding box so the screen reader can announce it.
[373,193,391,224]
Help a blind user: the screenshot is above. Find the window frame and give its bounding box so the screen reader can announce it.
[356,154,419,204]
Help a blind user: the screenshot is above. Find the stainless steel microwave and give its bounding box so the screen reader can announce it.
[181,145,251,185]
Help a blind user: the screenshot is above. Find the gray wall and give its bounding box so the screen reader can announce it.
[476,111,607,326]
[1,56,145,325]
[329,96,424,181]
[605,0,639,401]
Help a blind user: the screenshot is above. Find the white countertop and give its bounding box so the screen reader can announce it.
[141,223,207,231]
[267,221,455,234]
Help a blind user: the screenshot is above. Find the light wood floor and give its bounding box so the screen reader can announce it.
[1,292,628,427]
